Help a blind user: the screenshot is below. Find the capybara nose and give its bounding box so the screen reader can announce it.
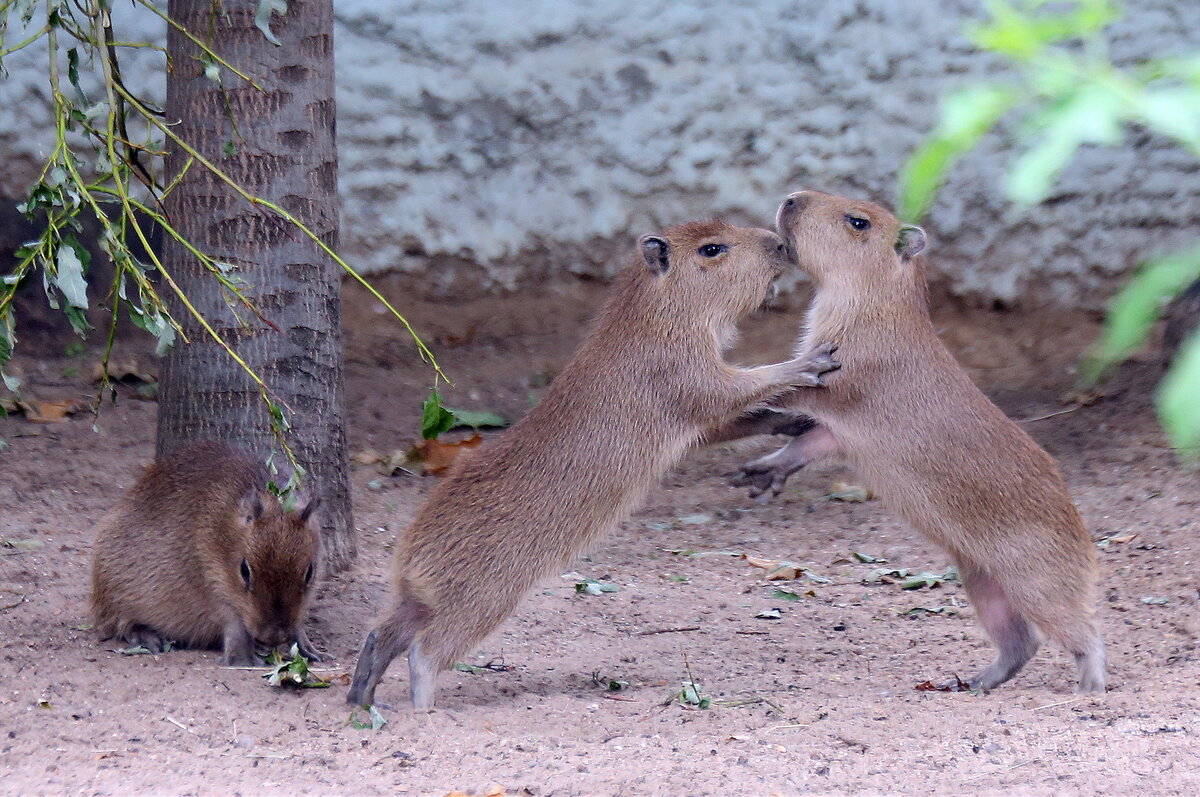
[776,191,811,232]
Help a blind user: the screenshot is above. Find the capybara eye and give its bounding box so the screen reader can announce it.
[698,243,727,258]
[240,558,252,589]
[845,215,871,231]
[304,563,314,585]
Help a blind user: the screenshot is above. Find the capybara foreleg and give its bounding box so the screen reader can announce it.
[294,627,328,662]
[408,641,440,710]
[127,624,169,653]
[221,620,258,667]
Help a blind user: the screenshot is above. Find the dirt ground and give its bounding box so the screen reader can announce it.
[1,281,1198,796]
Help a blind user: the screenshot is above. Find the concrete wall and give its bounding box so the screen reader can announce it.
[3,0,1199,306]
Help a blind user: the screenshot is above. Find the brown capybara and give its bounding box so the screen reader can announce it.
[91,441,324,665]
[348,220,840,708]
[752,190,1105,693]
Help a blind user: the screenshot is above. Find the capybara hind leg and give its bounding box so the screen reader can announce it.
[347,629,388,707]
[735,424,840,501]
[127,624,168,653]
[408,641,440,709]
[962,566,1040,691]
[347,596,430,707]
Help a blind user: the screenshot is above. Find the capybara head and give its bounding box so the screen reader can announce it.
[775,190,926,293]
[228,490,321,649]
[636,220,792,326]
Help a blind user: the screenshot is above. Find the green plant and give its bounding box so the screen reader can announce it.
[0,0,444,472]
[897,0,1200,456]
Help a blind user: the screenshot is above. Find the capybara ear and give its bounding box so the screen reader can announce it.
[639,235,671,275]
[298,496,321,524]
[239,488,264,525]
[895,225,927,261]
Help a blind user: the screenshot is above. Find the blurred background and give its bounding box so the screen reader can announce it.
[3,0,1197,308]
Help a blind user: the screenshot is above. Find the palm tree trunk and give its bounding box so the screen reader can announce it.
[156,0,353,571]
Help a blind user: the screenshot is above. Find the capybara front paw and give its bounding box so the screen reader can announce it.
[127,626,169,653]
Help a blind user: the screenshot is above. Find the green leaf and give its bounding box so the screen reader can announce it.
[348,705,387,730]
[851,551,887,564]
[420,388,455,439]
[447,407,509,431]
[771,588,805,602]
[1081,244,1200,384]
[897,85,1018,222]
[1005,85,1124,205]
[54,243,89,310]
[1157,328,1200,459]
[254,0,288,46]
[575,578,619,595]
[1135,88,1200,154]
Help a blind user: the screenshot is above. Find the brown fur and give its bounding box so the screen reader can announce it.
[348,221,839,708]
[764,190,1105,693]
[90,441,324,665]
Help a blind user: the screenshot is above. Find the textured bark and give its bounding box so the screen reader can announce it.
[156,0,353,571]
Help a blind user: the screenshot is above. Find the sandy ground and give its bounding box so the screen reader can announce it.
[1,283,1198,796]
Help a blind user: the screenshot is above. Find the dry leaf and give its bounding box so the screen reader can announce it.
[914,675,970,692]
[438,322,478,349]
[825,481,872,502]
[1062,387,1105,406]
[352,449,383,466]
[409,434,483,476]
[23,398,88,423]
[742,554,804,581]
[90,358,157,384]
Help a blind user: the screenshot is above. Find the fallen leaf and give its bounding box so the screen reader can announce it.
[407,433,483,476]
[574,578,619,596]
[852,551,888,564]
[438,322,478,348]
[825,481,872,502]
[352,449,383,466]
[899,606,960,617]
[90,358,157,384]
[1096,533,1137,550]
[1062,387,1105,406]
[755,608,782,619]
[677,513,713,526]
[1,538,45,553]
[771,589,805,602]
[4,397,89,423]
[447,407,508,431]
[914,675,971,692]
[742,554,829,583]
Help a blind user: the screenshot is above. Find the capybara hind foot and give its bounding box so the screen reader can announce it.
[127,624,169,653]
[734,423,840,500]
[1074,640,1107,693]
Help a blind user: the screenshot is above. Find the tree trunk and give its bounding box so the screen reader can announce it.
[156,0,353,571]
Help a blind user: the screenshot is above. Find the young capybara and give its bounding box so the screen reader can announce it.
[753,190,1105,693]
[90,441,324,665]
[348,220,840,708]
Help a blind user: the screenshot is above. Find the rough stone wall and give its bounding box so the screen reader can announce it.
[3,0,1199,306]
